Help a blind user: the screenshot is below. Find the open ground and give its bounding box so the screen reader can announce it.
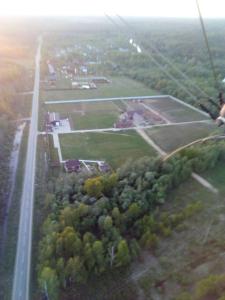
[41,76,157,102]
[42,93,215,170]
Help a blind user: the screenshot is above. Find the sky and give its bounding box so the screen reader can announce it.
[0,0,225,17]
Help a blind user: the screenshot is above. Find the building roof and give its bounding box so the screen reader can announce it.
[47,112,60,124]
[64,159,81,172]
[98,162,110,172]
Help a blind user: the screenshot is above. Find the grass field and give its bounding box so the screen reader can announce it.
[45,101,121,129]
[134,164,225,299]
[41,76,157,102]
[145,122,216,153]
[143,96,208,122]
[70,111,118,130]
[59,130,157,168]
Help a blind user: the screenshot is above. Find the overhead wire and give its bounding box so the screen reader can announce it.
[196,0,219,90]
[105,14,200,101]
[116,14,211,99]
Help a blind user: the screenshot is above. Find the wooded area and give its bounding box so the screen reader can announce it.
[37,141,225,299]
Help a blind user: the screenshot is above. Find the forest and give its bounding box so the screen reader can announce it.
[37,140,225,299]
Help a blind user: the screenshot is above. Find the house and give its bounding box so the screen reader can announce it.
[46,112,60,127]
[98,162,111,173]
[80,65,88,74]
[71,81,97,90]
[47,62,57,81]
[91,77,111,84]
[64,160,81,173]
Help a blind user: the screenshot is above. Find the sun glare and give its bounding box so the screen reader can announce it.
[0,0,224,17]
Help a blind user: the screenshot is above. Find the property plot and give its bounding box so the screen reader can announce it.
[59,130,157,168]
[41,76,156,102]
[145,122,215,153]
[143,96,208,122]
[45,101,121,130]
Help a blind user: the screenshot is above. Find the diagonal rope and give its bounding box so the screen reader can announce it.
[116,14,211,99]
[105,14,199,101]
[196,0,219,89]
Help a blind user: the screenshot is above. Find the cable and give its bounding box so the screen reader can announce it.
[116,14,211,100]
[163,135,225,161]
[196,0,219,89]
[105,14,199,101]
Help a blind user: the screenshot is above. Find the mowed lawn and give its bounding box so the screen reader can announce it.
[70,111,118,130]
[144,97,208,122]
[41,76,157,102]
[45,101,121,129]
[145,122,215,153]
[59,130,157,168]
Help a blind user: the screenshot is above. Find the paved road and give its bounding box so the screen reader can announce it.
[12,36,42,300]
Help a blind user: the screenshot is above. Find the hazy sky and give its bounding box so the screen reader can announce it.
[0,0,225,17]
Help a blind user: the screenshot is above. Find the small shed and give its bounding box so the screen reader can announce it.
[64,160,81,173]
[46,112,60,126]
[91,77,110,84]
[98,162,111,173]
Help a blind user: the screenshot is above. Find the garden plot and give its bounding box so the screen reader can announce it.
[145,122,215,153]
[41,76,156,102]
[143,96,208,122]
[46,101,121,130]
[59,130,157,168]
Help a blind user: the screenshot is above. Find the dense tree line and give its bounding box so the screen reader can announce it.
[37,141,225,299]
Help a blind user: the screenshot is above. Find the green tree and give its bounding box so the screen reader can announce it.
[65,256,87,284]
[39,267,59,300]
[116,240,131,267]
[92,240,105,274]
[84,177,103,198]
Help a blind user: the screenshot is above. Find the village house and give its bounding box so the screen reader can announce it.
[46,112,60,127]
[64,159,81,173]
[98,162,111,173]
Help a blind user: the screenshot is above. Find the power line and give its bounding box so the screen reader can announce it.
[116,14,211,99]
[196,0,219,89]
[105,14,199,101]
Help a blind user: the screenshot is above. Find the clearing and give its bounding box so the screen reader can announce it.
[41,76,157,102]
[59,130,157,168]
[145,122,216,152]
[132,163,225,299]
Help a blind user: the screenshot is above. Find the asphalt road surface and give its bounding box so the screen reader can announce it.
[12,36,42,300]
